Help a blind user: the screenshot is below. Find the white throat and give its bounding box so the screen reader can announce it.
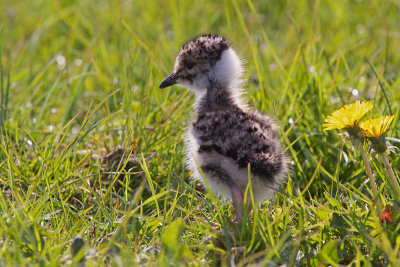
[208,48,244,90]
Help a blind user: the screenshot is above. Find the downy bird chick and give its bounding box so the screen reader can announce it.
[159,34,287,218]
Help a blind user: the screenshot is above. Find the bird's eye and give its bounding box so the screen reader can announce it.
[185,60,195,69]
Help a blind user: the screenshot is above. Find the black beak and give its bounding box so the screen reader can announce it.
[159,73,179,89]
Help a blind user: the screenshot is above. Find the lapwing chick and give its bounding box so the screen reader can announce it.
[160,34,287,219]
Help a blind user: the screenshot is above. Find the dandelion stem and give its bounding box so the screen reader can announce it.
[360,148,383,217]
[380,154,400,196]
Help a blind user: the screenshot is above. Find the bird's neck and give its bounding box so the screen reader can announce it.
[197,83,241,113]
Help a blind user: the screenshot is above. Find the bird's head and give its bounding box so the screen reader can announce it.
[159,34,243,93]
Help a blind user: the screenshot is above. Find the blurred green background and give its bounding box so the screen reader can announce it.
[1,0,400,265]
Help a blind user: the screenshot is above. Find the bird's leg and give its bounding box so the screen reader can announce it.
[201,164,247,220]
[229,183,244,220]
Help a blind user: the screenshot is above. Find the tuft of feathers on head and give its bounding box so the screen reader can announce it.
[178,34,231,65]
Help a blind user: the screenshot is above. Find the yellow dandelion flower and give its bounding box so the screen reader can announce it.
[359,115,395,138]
[323,101,373,131]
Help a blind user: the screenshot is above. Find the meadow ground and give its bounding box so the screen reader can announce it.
[1,0,400,266]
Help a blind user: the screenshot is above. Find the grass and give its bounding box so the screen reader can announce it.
[1,0,400,265]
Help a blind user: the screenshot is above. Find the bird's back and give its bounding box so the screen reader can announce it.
[191,106,285,184]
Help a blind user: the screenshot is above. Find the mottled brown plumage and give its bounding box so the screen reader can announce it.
[160,34,287,218]
[194,106,283,181]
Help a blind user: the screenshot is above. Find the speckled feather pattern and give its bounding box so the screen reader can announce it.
[193,106,283,182]
[175,35,229,73]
